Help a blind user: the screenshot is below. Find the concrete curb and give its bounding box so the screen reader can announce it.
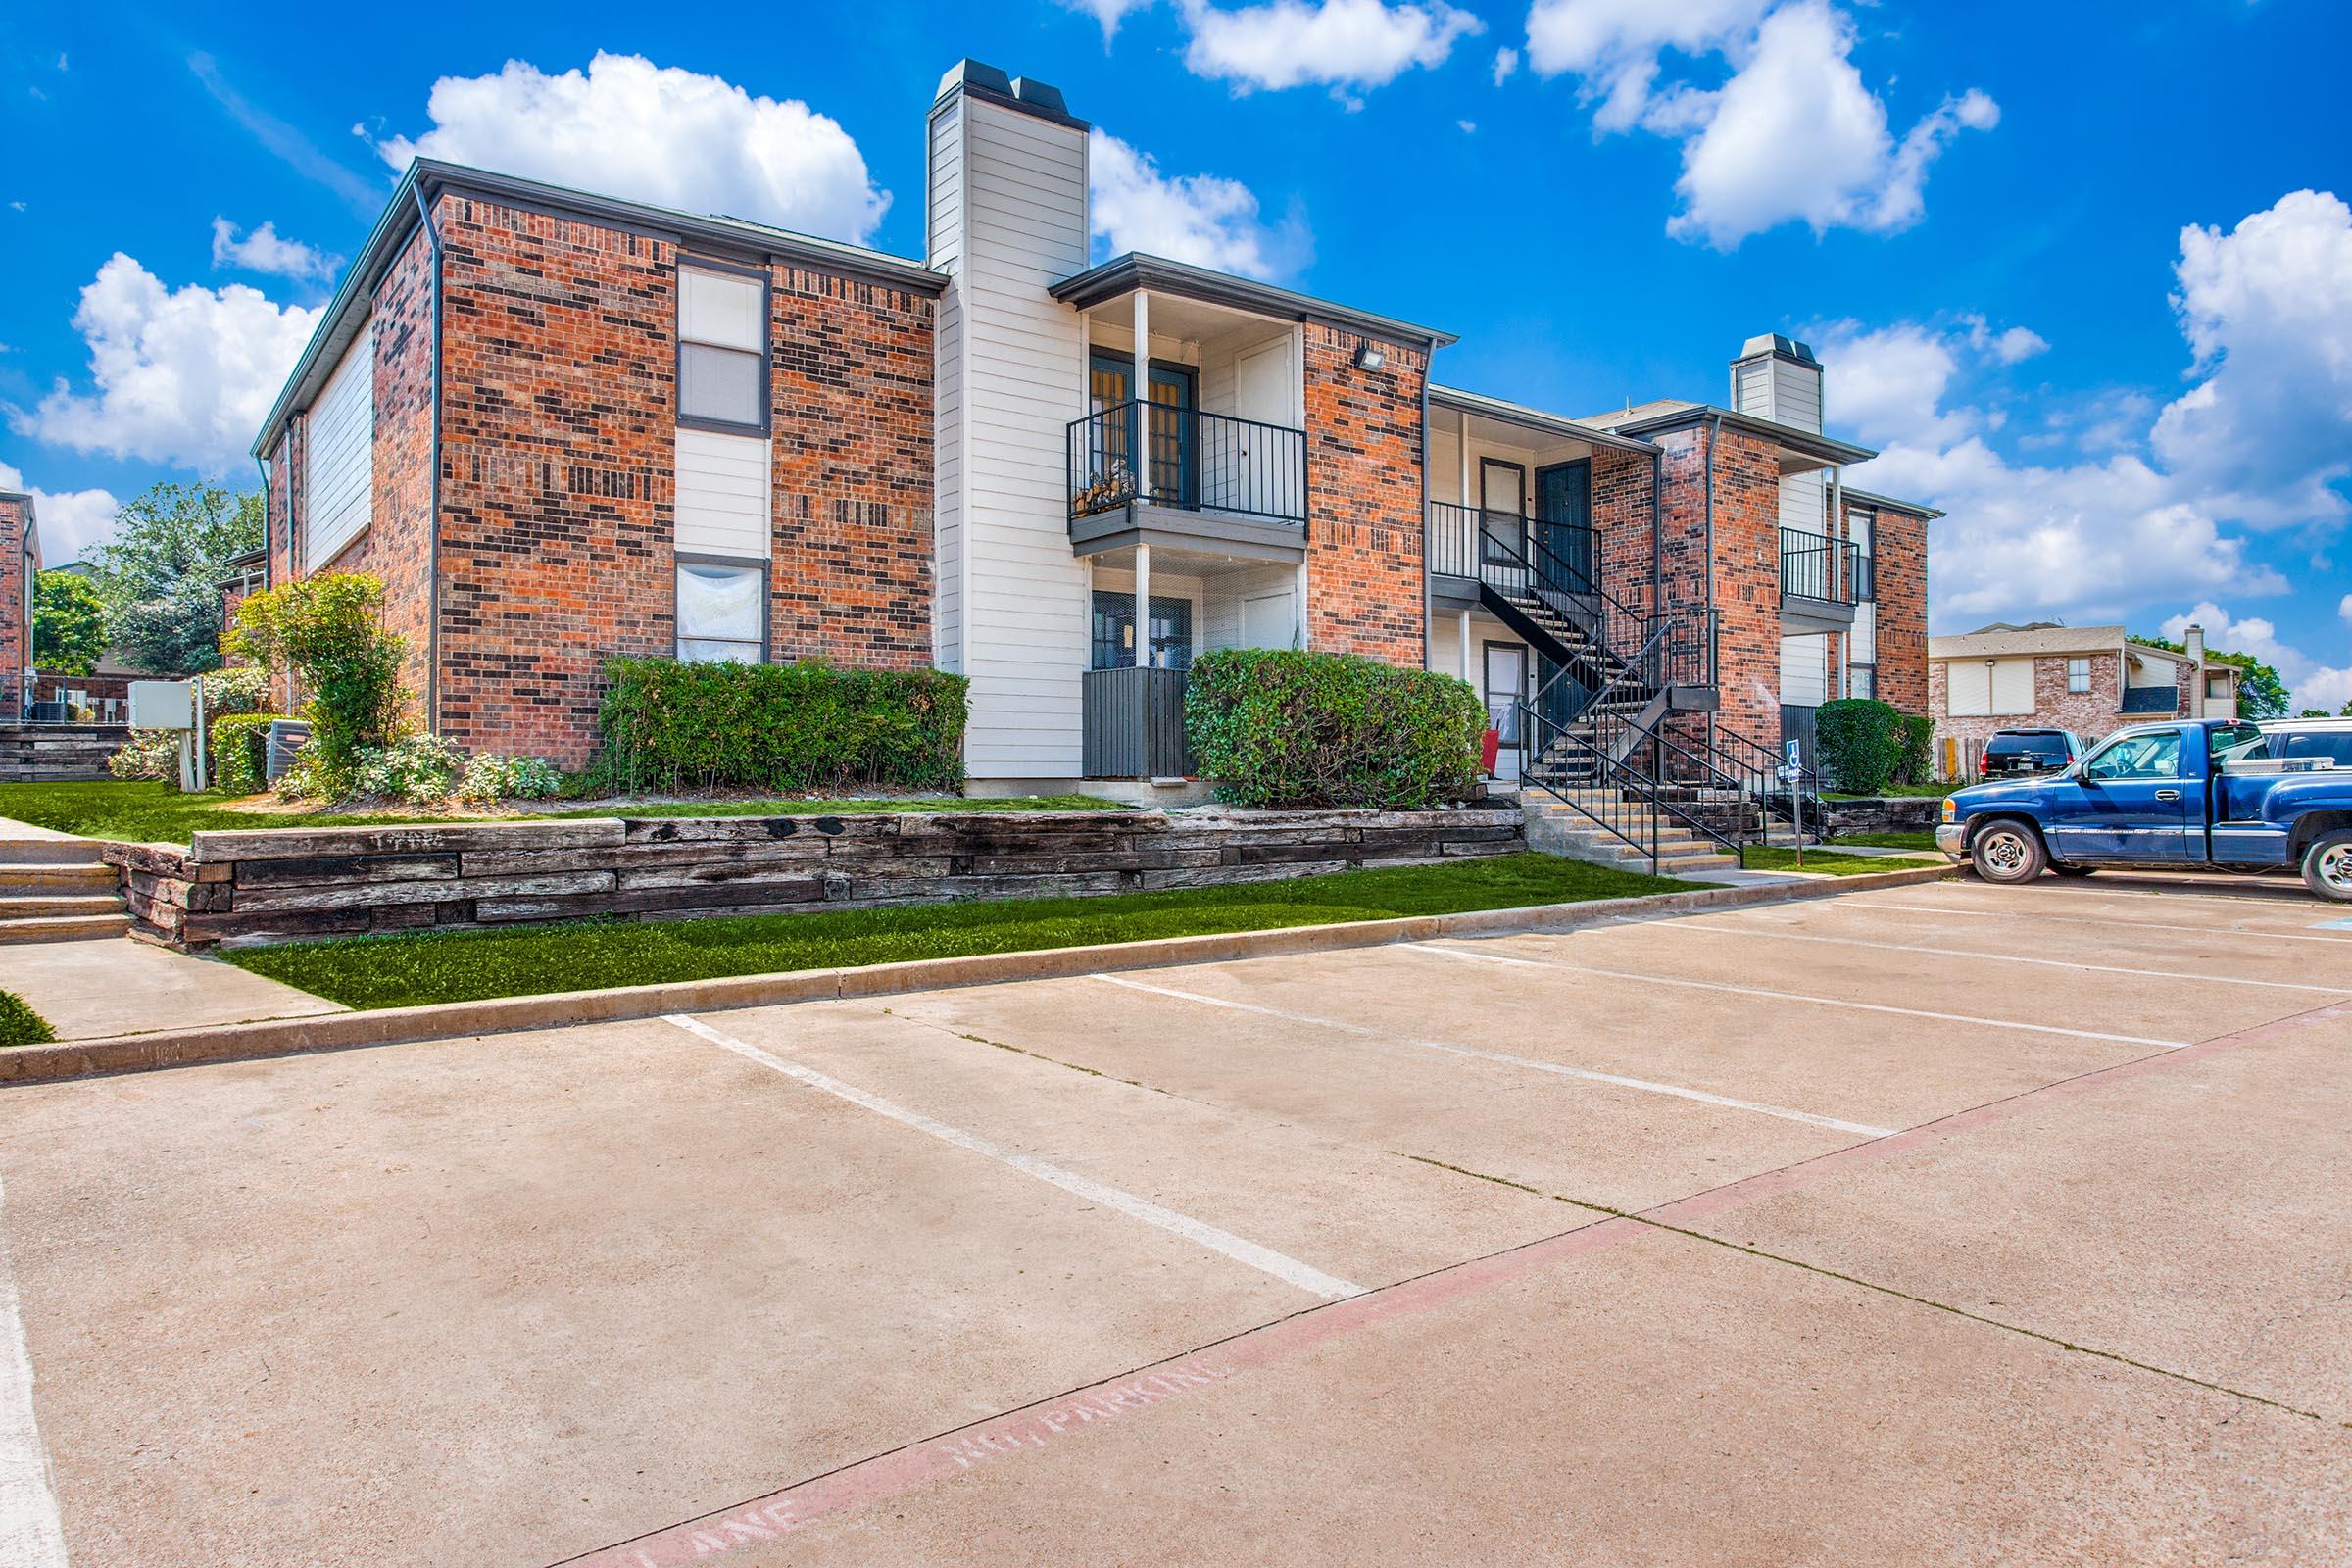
[0,862,1957,1086]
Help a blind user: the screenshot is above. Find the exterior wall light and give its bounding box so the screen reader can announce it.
[1353,341,1386,371]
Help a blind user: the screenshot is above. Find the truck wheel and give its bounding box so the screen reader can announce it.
[2050,864,2096,878]
[2302,830,2352,904]
[1971,819,2047,885]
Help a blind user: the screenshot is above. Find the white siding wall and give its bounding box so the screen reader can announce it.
[304,319,375,571]
[928,114,966,670]
[928,92,1092,779]
[1780,633,1831,708]
[674,428,772,560]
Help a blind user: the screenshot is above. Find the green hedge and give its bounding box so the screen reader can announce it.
[1894,711,1934,787]
[1185,648,1486,808]
[211,712,292,796]
[1814,698,1905,795]
[597,658,969,794]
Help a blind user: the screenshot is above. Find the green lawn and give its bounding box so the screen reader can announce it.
[0,781,1121,848]
[1825,831,1940,852]
[0,991,56,1049]
[1742,846,1945,876]
[224,853,1689,1010]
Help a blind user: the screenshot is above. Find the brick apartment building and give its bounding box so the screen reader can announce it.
[1930,621,2239,777]
[249,59,1936,799]
[2,489,39,720]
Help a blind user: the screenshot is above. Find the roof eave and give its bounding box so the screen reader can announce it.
[1051,253,1457,349]
[1427,384,1660,455]
[1604,404,1878,466]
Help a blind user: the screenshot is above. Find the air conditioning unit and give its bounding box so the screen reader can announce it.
[265,719,313,781]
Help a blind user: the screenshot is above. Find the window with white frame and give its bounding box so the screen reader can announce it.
[1849,663,1876,700]
[2067,657,2091,694]
[675,559,765,662]
[677,263,767,433]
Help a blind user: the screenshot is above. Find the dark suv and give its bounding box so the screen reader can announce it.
[1980,728,2085,780]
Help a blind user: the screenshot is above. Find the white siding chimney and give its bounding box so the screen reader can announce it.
[926,61,1093,783]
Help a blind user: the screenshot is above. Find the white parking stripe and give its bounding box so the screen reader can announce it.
[662,1013,1365,1301]
[0,1178,70,1568]
[1092,976,1894,1139]
[1407,943,2196,1050]
[1837,898,2352,947]
[1658,918,2352,994]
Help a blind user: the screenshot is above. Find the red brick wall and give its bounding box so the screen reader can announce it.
[433,195,677,767]
[1302,324,1426,665]
[767,268,934,667]
[1592,446,1654,615]
[0,496,35,715]
[1652,422,1780,748]
[1861,502,1929,716]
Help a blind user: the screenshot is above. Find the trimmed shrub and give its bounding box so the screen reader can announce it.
[349,734,466,804]
[211,713,289,796]
[1185,649,1486,809]
[203,664,273,718]
[596,658,970,794]
[223,573,408,792]
[457,752,562,803]
[108,729,183,784]
[1814,697,1905,795]
[1894,712,1935,787]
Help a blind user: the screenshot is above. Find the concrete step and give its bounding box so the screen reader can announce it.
[1657,853,1739,872]
[0,893,124,918]
[0,911,131,944]
[0,838,106,865]
[0,861,118,891]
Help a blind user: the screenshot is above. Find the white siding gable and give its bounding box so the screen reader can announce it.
[304,319,374,571]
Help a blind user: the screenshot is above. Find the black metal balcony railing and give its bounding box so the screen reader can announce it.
[1781,528,1866,606]
[1425,502,1596,591]
[1067,400,1308,527]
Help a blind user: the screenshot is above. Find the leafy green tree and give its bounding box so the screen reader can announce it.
[89,481,263,676]
[223,573,408,786]
[30,571,108,676]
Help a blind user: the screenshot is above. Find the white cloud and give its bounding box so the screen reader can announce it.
[1965,318,2047,366]
[1492,46,1521,85]
[1088,130,1307,279]
[210,217,338,285]
[375,52,888,242]
[2161,601,2352,712]
[1525,0,1994,247]
[1180,0,1482,99]
[1068,0,1155,38]
[0,462,121,566]
[1817,319,1970,447]
[11,254,322,477]
[2340,593,2352,627]
[2151,189,2352,529]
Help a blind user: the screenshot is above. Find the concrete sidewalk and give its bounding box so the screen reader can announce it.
[4,934,343,1040]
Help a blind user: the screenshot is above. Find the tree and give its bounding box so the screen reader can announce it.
[223,573,407,786]
[89,480,263,676]
[2134,632,2288,721]
[30,571,108,676]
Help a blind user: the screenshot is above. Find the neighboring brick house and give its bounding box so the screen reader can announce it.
[1,490,39,720]
[250,61,1937,791]
[1929,621,2239,777]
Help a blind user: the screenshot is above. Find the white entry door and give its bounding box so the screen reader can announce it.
[1484,642,1527,781]
[1241,589,1297,649]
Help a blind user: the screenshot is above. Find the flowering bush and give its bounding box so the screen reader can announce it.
[457,753,562,803]
[350,734,466,804]
[108,729,183,784]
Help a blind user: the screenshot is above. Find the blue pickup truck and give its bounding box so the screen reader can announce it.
[1937,717,2352,902]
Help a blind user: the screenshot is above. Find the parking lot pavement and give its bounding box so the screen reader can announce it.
[3,877,2347,1565]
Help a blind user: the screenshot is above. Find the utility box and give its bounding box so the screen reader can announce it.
[127,679,193,731]
[265,719,313,782]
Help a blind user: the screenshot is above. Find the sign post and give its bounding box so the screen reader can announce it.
[1784,739,1804,868]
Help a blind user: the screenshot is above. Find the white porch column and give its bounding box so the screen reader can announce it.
[1459,610,1473,682]
[1294,559,1310,650]
[1132,290,1150,501]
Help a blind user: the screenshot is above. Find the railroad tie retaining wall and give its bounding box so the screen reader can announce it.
[102,807,1529,950]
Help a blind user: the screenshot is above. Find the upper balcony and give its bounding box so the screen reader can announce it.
[1780,527,1870,631]
[1066,400,1307,557]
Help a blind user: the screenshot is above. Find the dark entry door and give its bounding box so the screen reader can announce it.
[1535,460,1593,589]
[1091,353,1196,506]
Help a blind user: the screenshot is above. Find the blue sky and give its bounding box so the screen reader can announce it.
[5,0,2349,704]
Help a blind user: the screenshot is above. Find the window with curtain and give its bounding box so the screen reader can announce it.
[676,561,764,662]
[678,265,766,432]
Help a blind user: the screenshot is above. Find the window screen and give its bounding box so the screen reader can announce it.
[676,561,764,662]
[678,266,765,431]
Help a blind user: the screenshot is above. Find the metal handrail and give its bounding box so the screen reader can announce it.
[1780,528,1862,605]
[1067,400,1308,525]
[1520,699,1753,867]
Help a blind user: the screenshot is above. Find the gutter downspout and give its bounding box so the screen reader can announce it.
[1649,447,1662,619]
[1419,356,1432,673]
[253,456,271,588]
[1703,411,1720,754]
[412,181,444,735]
